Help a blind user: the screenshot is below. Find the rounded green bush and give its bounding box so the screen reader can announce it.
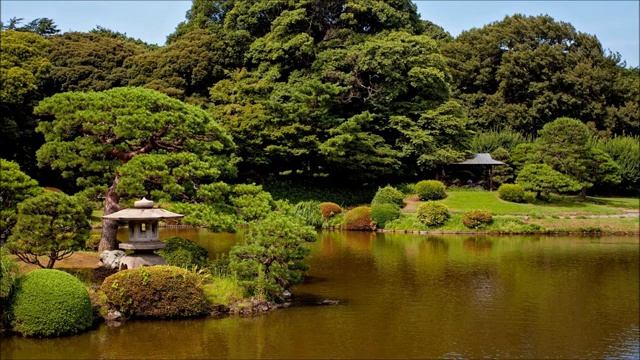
[11,269,93,337]
[415,180,447,201]
[158,236,209,269]
[343,206,373,231]
[371,186,405,207]
[498,183,525,203]
[416,202,450,227]
[101,266,209,318]
[462,210,493,229]
[371,203,401,228]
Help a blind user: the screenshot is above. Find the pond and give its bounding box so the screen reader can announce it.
[2,230,638,359]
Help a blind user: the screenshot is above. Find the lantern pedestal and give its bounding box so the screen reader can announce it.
[102,198,183,270]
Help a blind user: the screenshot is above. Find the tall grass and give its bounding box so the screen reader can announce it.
[470,129,531,153]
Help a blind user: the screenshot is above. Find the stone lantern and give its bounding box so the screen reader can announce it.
[102,198,184,269]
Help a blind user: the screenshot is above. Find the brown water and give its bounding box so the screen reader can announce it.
[2,230,639,359]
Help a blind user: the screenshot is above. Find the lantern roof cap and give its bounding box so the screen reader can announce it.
[102,198,183,221]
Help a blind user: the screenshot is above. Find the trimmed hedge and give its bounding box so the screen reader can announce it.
[462,210,493,229]
[101,266,209,318]
[416,202,450,227]
[10,269,93,337]
[371,203,401,228]
[498,183,526,203]
[371,186,405,207]
[415,180,447,200]
[319,202,342,219]
[158,237,209,269]
[343,206,374,231]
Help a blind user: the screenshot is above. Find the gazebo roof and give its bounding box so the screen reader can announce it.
[456,153,505,165]
[102,198,184,221]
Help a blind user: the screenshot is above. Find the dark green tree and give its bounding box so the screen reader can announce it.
[229,213,316,301]
[516,163,581,200]
[34,87,236,251]
[0,159,43,242]
[444,14,639,135]
[6,192,90,269]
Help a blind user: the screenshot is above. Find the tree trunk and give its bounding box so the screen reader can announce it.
[98,174,121,252]
[580,187,587,200]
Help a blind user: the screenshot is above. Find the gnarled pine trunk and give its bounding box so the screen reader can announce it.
[98,174,121,252]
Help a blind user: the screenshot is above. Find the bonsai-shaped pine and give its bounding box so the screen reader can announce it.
[0,159,42,243]
[229,213,316,301]
[516,164,581,200]
[34,87,236,252]
[7,192,90,268]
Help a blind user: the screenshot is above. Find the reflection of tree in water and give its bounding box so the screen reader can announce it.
[463,236,493,255]
[424,236,449,254]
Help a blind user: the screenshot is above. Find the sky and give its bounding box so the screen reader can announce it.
[1,1,638,67]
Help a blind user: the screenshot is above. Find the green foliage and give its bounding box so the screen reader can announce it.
[167,203,237,232]
[264,180,376,206]
[516,164,582,200]
[532,118,621,194]
[596,136,640,194]
[158,236,209,269]
[498,184,526,203]
[0,159,42,241]
[415,180,447,200]
[228,213,316,301]
[0,30,51,168]
[101,266,209,318]
[0,247,19,300]
[7,192,90,268]
[230,184,275,222]
[490,147,514,186]
[291,201,323,228]
[445,14,639,135]
[10,269,93,337]
[371,203,401,229]
[35,87,235,201]
[319,202,342,220]
[462,210,493,229]
[470,130,529,153]
[343,206,374,231]
[203,275,244,306]
[48,31,148,92]
[371,186,405,207]
[416,202,450,227]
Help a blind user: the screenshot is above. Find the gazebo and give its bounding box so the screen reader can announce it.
[454,153,505,190]
[102,197,183,269]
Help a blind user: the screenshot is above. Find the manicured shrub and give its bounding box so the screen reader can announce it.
[371,186,404,207]
[291,200,323,228]
[516,163,581,199]
[415,180,447,200]
[101,266,209,318]
[158,237,209,269]
[462,210,493,229]
[10,269,93,337]
[523,191,537,204]
[416,202,450,227]
[371,203,401,228]
[230,184,275,222]
[498,183,526,203]
[0,159,42,242]
[343,206,374,231]
[319,202,342,219]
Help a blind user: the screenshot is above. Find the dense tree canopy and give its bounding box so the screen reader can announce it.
[34,87,236,250]
[444,14,639,135]
[0,159,42,242]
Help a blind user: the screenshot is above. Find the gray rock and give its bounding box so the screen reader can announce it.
[105,310,123,322]
[118,254,166,270]
[99,250,126,269]
[282,290,292,299]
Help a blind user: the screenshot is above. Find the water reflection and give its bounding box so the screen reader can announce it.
[1,232,638,359]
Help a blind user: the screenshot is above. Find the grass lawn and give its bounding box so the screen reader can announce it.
[403,190,638,216]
